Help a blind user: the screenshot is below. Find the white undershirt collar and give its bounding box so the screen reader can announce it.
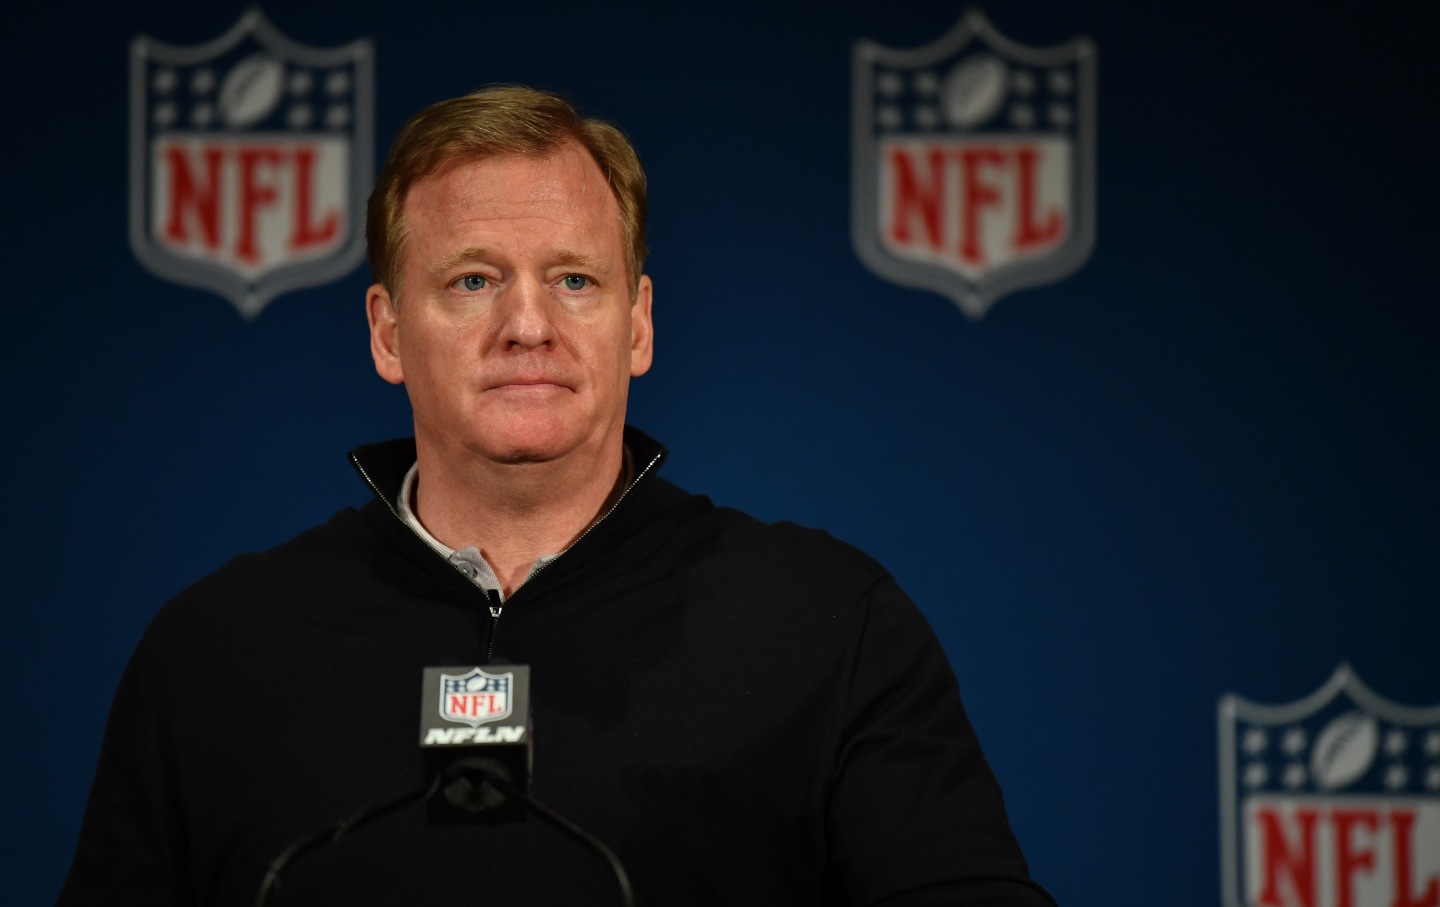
[396,462,557,602]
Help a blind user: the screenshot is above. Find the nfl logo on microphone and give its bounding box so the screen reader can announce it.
[852,10,1095,318]
[440,668,514,727]
[1218,665,1440,907]
[129,11,373,317]
[419,666,529,747]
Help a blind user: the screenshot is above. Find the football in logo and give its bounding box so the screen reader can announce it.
[218,54,286,127]
[1310,711,1379,790]
[942,54,1007,127]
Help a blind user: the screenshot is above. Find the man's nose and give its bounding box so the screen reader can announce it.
[496,276,556,350]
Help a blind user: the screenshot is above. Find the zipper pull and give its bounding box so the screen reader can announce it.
[483,588,503,661]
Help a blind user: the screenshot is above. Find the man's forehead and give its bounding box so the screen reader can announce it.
[398,146,627,280]
[408,144,611,210]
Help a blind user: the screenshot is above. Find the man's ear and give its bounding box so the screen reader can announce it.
[367,284,405,385]
[630,275,654,378]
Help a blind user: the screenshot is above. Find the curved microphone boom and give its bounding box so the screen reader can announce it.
[253,663,637,907]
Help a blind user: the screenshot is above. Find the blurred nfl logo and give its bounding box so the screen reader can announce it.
[1218,666,1440,907]
[852,11,1095,318]
[440,667,513,728]
[129,11,373,317]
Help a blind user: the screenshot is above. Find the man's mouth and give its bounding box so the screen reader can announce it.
[490,377,569,391]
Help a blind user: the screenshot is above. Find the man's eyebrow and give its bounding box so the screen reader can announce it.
[427,246,613,277]
[551,249,612,274]
[428,246,494,276]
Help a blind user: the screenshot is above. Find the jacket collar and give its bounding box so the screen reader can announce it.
[348,426,670,529]
[347,427,678,601]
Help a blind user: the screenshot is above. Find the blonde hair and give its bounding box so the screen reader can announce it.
[366,85,648,298]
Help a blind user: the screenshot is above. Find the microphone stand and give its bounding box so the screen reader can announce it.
[253,758,636,907]
[253,773,441,907]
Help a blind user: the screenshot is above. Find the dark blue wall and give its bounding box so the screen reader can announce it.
[4,1,1437,902]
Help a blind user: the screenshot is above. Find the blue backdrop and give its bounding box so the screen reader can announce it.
[4,1,1437,903]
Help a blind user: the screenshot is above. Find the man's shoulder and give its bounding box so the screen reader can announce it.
[144,505,380,641]
[643,486,897,611]
[710,502,890,581]
[188,506,374,590]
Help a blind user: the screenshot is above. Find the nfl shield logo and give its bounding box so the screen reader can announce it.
[440,667,514,728]
[129,11,374,317]
[852,10,1096,318]
[1218,665,1440,907]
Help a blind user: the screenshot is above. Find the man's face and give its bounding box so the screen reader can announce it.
[367,143,653,469]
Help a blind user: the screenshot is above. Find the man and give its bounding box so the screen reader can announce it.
[62,86,1054,905]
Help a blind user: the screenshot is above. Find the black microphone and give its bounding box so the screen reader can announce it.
[419,664,532,823]
[418,664,636,904]
[255,662,636,906]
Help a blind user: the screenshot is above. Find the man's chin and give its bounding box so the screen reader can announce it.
[490,449,561,466]
[444,411,618,469]
[465,423,575,466]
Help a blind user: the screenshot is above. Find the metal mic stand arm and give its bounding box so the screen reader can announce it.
[443,757,637,907]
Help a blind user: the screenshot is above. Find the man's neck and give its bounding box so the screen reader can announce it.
[411,438,628,596]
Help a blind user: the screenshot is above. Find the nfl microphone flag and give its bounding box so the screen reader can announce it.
[420,665,532,821]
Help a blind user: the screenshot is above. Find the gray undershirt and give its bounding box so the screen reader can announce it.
[396,462,557,603]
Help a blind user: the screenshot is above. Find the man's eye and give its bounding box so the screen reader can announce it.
[561,275,590,291]
[457,275,488,291]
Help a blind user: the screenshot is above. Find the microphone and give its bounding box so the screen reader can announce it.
[418,664,635,903]
[419,664,532,823]
[255,662,636,907]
